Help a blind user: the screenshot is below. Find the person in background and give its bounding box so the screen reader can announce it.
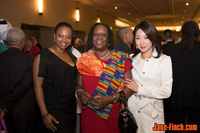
[125,20,172,133]
[33,22,77,132]
[0,19,12,53]
[162,29,175,53]
[0,28,35,133]
[164,21,200,132]
[71,42,82,133]
[74,38,86,53]
[24,38,40,57]
[115,27,134,56]
[76,23,133,133]
[32,36,42,50]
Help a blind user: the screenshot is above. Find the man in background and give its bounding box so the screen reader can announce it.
[0,28,35,133]
[115,27,134,56]
[31,36,42,50]
[163,29,174,53]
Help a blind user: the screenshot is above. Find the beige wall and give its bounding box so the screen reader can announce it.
[0,0,117,42]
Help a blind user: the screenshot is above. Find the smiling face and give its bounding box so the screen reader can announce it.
[54,26,72,50]
[92,25,109,51]
[135,28,153,55]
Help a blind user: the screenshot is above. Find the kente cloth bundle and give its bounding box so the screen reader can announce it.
[77,49,131,119]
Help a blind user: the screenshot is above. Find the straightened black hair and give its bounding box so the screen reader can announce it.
[133,20,162,58]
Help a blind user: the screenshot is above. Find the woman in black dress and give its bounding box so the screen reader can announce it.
[33,22,77,132]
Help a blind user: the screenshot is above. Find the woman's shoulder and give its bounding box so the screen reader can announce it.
[159,54,171,60]
[159,54,172,65]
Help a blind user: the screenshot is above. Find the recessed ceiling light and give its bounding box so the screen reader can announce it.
[137,18,139,20]
[184,10,187,13]
[186,3,189,6]
[115,6,118,9]
[181,21,184,23]
[128,13,131,15]
[182,17,185,19]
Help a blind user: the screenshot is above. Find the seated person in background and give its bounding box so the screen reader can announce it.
[24,38,40,57]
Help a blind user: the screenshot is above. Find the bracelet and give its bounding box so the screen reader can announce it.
[41,112,49,119]
[75,89,83,99]
[112,95,117,103]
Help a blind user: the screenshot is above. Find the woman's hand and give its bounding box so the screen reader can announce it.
[79,91,91,109]
[124,78,139,92]
[43,113,59,132]
[90,95,111,110]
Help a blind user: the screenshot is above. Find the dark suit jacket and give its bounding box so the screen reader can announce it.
[0,47,35,120]
[115,40,133,55]
[164,40,200,109]
[162,41,175,54]
[35,42,42,50]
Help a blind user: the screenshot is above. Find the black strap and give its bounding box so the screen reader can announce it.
[119,91,128,110]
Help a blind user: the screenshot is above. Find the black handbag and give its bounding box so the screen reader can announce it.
[118,91,138,133]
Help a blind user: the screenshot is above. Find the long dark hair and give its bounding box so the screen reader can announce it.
[177,21,199,56]
[133,20,162,58]
[86,23,114,51]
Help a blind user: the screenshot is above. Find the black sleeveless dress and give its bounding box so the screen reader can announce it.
[38,48,77,133]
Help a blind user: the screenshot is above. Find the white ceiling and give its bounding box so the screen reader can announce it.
[75,0,200,28]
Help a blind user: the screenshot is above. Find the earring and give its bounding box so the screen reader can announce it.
[136,46,138,49]
[108,44,110,46]
[54,39,56,42]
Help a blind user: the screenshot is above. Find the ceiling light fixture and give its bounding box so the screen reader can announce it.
[97,15,101,23]
[76,8,80,23]
[115,19,130,27]
[38,0,43,15]
[186,2,189,6]
[115,7,118,9]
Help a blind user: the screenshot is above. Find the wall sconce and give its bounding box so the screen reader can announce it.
[97,15,101,23]
[76,8,80,22]
[38,0,43,15]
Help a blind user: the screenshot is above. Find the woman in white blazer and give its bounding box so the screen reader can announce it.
[125,20,173,133]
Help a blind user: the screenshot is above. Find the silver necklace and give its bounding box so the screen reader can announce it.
[95,50,110,60]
